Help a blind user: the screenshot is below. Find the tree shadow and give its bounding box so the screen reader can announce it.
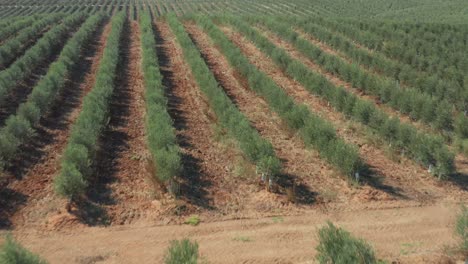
[276,172,317,205]
[70,199,110,227]
[448,172,468,191]
[0,187,27,229]
[359,164,407,199]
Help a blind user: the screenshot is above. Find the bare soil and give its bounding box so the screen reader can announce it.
[0,20,111,230]
[6,202,465,264]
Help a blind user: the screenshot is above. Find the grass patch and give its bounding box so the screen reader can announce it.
[164,239,199,264]
[185,215,201,226]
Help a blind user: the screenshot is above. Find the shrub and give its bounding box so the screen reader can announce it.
[185,215,201,226]
[164,239,199,264]
[316,222,378,264]
[352,100,374,125]
[54,162,87,198]
[0,235,47,264]
[434,101,453,131]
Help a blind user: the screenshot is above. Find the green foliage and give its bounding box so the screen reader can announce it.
[455,205,468,255]
[164,239,199,264]
[455,114,468,139]
[316,222,378,264]
[195,15,362,179]
[54,12,125,199]
[139,10,181,187]
[0,13,105,173]
[434,101,453,131]
[54,162,87,197]
[185,215,201,226]
[0,235,48,264]
[168,14,281,178]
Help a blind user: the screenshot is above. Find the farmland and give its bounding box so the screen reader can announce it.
[0,0,467,263]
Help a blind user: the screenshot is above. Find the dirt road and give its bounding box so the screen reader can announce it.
[7,202,462,263]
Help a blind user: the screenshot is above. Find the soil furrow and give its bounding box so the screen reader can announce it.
[157,20,303,219]
[155,20,248,217]
[0,20,111,230]
[90,20,153,226]
[184,22,349,207]
[220,25,467,205]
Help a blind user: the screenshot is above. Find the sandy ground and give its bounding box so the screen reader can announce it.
[3,202,463,264]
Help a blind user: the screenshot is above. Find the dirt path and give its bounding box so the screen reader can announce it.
[0,20,111,230]
[90,20,153,226]
[220,25,467,205]
[8,202,463,264]
[184,22,354,207]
